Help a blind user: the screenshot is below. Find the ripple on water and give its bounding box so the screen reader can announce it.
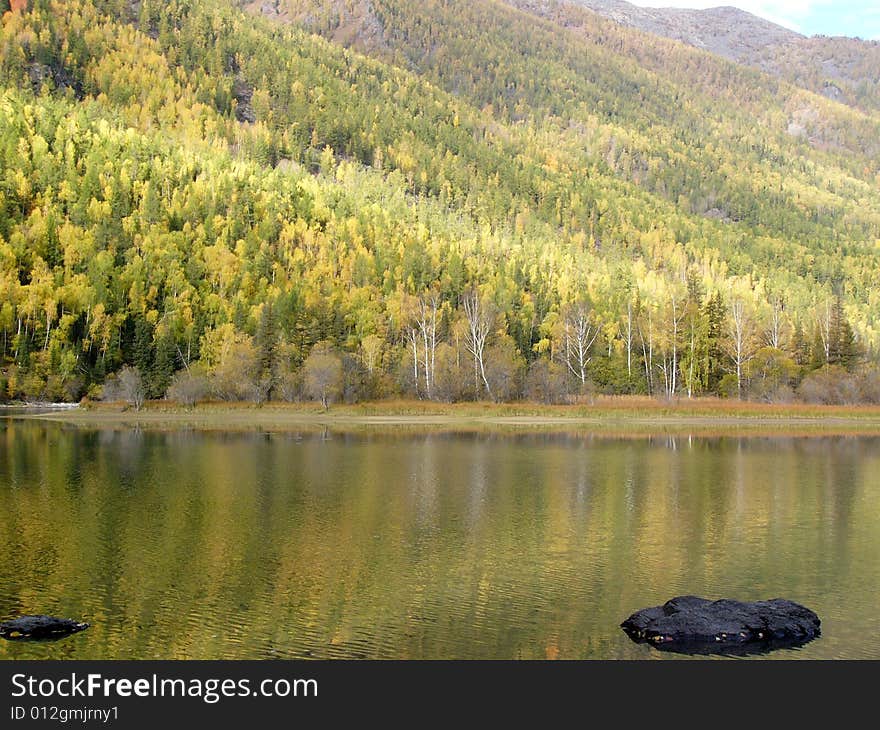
[1,427,879,659]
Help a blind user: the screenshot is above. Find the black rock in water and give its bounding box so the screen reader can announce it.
[0,615,90,641]
[621,596,820,655]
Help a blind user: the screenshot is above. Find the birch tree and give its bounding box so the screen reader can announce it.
[637,299,656,397]
[360,334,384,376]
[679,290,708,399]
[727,296,757,399]
[561,301,599,389]
[415,291,442,399]
[623,296,636,380]
[656,287,687,398]
[764,293,789,351]
[462,289,494,399]
[815,297,833,366]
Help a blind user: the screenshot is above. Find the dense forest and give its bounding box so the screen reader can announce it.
[1,0,880,407]
[511,0,880,115]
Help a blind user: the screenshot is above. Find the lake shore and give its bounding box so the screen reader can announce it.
[10,398,880,435]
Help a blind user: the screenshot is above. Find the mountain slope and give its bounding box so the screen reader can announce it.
[259,2,880,250]
[567,0,801,54]
[0,0,878,404]
[531,0,880,113]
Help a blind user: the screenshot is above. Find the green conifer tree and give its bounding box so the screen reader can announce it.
[703,291,725,393]
[151,332,177,398]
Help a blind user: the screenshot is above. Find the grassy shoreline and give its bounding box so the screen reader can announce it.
[9,397,880,436]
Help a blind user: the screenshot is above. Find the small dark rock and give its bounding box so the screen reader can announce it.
[621,596,820,655]
[27,62,85,100]
[232,77,256,124]
[0,615,90,642]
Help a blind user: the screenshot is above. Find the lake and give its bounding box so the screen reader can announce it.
[1,419,879,659]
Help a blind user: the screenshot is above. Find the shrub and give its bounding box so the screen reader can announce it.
[166,367,210,408]
[302,341,343,408]
[524,359,569,404]
[798,365,859,405]
[103,366,146,410]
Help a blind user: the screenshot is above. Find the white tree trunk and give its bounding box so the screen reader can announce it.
[625,299,633,378]
[463,291,493,399]
[563,304,599,387]
[730,298,751,400]
[416,294,440,399]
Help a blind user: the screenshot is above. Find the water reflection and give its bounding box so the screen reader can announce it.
[1,422,879,659]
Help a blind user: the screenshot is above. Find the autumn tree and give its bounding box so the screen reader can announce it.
[415,291,442,400]
[209,331,263,402]
[462,289,495,399]
[118,366,146,411]
[656,285,686,399]
[303,341,343,409]
[726,296,757,400]
[559,301,599,391]
[745,347,798,403]
[166,365,209,408]
[484,336,524,402]
[524,358,568,404]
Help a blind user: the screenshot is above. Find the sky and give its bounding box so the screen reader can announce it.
[628,1,880,40]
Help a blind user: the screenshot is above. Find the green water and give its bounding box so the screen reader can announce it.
[1,420,879,659]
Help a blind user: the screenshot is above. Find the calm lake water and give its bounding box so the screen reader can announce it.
[1,419,879,659]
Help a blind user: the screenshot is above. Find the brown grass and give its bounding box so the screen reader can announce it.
[14,396,880,437]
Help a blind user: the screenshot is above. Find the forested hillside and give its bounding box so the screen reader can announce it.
[559,0,880,114]
[1,0,879,406]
